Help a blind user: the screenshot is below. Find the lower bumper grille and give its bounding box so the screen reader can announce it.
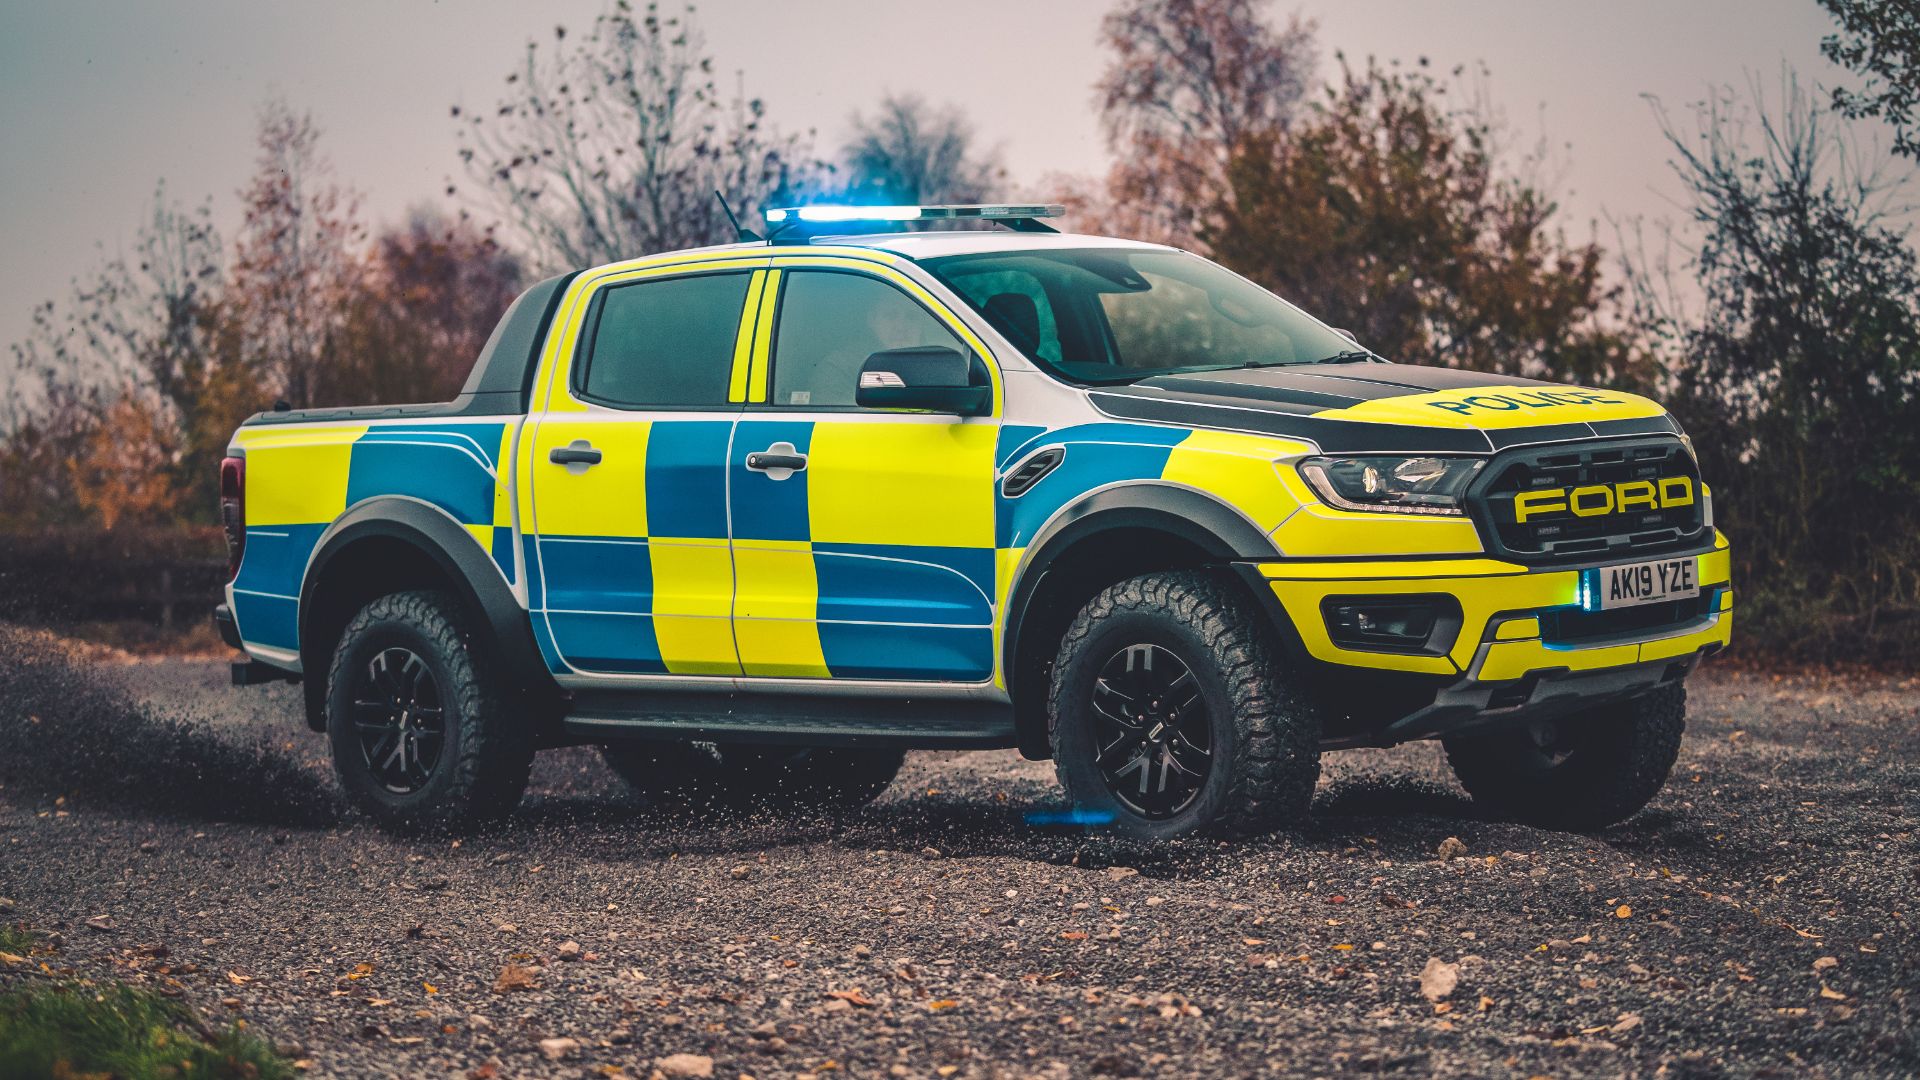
[1539,588,1721,646]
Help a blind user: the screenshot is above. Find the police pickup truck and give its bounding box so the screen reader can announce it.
[215,203,1729,839]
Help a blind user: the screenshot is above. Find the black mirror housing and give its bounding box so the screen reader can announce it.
[855,346,990,415]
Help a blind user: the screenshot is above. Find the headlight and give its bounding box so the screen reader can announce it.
[1296,455,1485,515]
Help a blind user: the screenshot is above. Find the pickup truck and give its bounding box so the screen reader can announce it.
[215,203,1730,839]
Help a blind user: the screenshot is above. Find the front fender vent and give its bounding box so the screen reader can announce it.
[1001,447,1065,498]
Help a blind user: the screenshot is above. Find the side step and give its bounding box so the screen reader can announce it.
[564,689,1016,750]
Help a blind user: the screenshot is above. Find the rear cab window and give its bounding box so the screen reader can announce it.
[575,272,753,408]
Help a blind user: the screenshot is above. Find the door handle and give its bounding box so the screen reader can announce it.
[549,444,603,467]
[745,442,807,477]
[746,452,807,471]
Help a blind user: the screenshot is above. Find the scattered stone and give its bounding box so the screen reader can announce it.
[654,1052,715,1078]
[556,940,582,961]
[1105,866,1139,881]
[920,847,943,859]
[731,865,752,880]
[1813,956,1838,971]
[1611,1013,1643,1034]
[1418,957,1459,1001]
[1436,837,1468,862]
[537,1037,578,1061]
[84,914,115,933]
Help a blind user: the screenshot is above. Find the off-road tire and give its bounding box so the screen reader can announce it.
[1048,570,1322,840]
[603,743,902,812]
[326,590,533,832]
[1443,683,1686,831]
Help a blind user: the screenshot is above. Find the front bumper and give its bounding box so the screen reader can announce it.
[1244,532,1732,741]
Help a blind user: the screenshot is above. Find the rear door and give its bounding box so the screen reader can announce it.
[730,263,1002,683]
[526,264,764,676]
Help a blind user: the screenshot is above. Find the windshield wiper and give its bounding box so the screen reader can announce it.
[1312,349,1375,364]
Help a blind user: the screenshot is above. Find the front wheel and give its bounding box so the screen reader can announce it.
[1048,571,1322,840]
[1442,683,1686,830]
[326,590,533,832]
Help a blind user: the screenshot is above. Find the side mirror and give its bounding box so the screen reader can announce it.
[855,346,990,416]
[1334,328,1360,344]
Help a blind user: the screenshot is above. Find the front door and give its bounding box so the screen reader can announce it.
[528,267,758,676]
[730,267,1001,683]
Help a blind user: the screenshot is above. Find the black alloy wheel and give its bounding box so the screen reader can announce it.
[1089,643,1213,818]
[350,646,446,794]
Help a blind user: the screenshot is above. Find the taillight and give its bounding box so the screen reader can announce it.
[220,456,245,581]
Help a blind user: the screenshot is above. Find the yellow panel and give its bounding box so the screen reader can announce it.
[491,427,517,529]
[992,545,1025,688]
[236,424,366,526]
[652,615,741,675]
[1271,503,1485,557]
[746,269,781,403]
[807,421,998,547]
[1699,545,1732,586]
[648,540,733,617]
[1639,614,1732,663]
[727,270,768,403]
[529,419,650,537]
[733,541,829,677]
[1159,430,1311,534]
[1269,565,1580,673]
[1313,385,1670,430]
[1261,557,1526,581]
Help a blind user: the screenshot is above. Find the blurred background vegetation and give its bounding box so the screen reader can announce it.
[2,0,1916,665]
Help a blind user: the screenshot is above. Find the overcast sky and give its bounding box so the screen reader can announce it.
[0,0,1871,356]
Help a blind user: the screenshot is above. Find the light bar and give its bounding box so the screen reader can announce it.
[763,203,1066,226]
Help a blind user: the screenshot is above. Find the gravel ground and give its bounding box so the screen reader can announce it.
[1,632,1916,1078]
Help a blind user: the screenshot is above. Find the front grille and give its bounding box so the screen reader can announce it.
[1471,437,1707,563]
[1539,588,1721,646]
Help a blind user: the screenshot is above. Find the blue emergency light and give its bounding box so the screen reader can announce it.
[761,202,1066,238]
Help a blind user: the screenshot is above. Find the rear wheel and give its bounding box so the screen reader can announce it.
[326,590,532,832]
[1048,571,1322,840]
[1442,683,1686,830]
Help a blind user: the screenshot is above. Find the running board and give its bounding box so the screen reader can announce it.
[564,689,1017,750]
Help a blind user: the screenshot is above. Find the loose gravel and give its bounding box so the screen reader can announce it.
[1,628,1915,1078]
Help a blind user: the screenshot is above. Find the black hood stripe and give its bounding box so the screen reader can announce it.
[1089,392,1497,454]
[1117,362,1559,414]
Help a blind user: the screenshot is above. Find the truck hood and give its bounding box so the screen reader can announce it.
[1086,361,1679,453]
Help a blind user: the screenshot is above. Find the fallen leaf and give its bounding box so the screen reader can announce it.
[927,999,959,1010]
[493,964,539,993]
[1820,985,1848,1001]
[423,982,438,994]
[227,971,253,985]
[1813,956,1838,971]
[1615,905,1633,919]
[1418,957,1460,1002]
[827,988,875,1007]
[0,952,25,966]
[1611,1012,1643,1034]
[1060,931,1088,941]
[347,963,374,980]
[1332,943,1356,951]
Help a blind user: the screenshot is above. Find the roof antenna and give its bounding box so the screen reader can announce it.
[715,190,762,243]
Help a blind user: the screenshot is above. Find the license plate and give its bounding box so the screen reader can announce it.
[1592,557,1698,610]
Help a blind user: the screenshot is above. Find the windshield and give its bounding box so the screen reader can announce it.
[923,248,1363,384]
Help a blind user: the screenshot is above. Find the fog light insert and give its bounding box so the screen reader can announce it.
[1321,594,1463,656]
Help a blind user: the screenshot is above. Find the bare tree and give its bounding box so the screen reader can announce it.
[1820,0,1920,158]
[455,2,812,269]
[228,101,366,410]
[840,94,1003,204]
[1094,0,1318,246]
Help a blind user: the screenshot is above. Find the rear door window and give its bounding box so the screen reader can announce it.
[577,272,752,408]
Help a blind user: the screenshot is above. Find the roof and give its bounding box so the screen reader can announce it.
[587,230,1176,273]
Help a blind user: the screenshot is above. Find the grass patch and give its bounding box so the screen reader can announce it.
[0,981,291,1080]
[0,924,38,957]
